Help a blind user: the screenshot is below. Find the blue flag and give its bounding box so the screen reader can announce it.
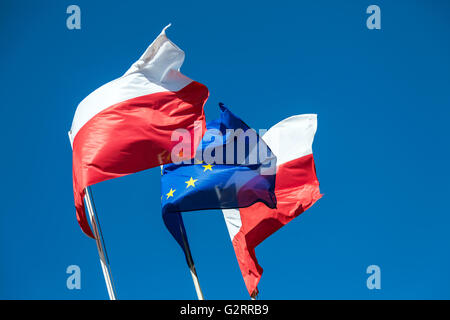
[161,103,277,257]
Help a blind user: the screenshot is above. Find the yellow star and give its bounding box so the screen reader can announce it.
[166,188,176,199]
[202,164,214,172]
[185,177,198,188]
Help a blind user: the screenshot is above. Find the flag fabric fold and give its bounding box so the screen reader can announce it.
[70,25,208,238]
[222,114,322,296]
[161,104,277,259]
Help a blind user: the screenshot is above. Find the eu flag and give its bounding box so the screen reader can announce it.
[161,103,277,257]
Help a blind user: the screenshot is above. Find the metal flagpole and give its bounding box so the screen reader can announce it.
[84,186,117,300]
[179,223,204,300]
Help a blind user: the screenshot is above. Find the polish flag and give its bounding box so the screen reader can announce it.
[222,114,322,296]
[69,25,208,238]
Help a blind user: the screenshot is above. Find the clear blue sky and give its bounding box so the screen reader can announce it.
[1,0,449,299]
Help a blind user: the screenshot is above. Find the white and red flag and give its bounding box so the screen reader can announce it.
[69,26,208,238]
[222,114,322,296]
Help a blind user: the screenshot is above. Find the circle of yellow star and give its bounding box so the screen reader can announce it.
[185,177,198,188]
[166,188,176,199]
[202,164,214,172]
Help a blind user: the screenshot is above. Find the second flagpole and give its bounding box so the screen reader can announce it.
[179,223,204,300]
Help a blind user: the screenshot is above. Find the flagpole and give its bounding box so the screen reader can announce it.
[179,224,204,300]
[84,186,117,300]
